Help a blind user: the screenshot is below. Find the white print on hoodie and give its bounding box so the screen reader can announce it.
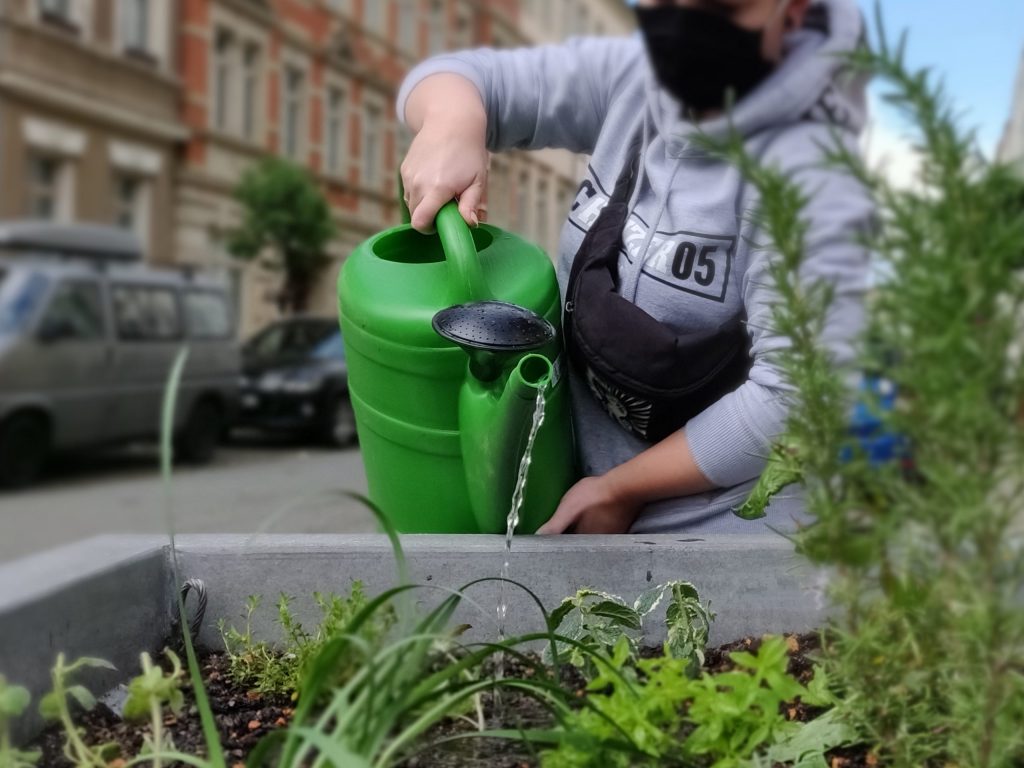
[398,0,875,534]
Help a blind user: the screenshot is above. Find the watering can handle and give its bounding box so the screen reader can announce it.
[436,201,493,304]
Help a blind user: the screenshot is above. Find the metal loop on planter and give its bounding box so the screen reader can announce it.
[177,578,208,644]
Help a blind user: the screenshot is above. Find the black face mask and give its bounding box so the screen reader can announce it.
[635,6,776,113]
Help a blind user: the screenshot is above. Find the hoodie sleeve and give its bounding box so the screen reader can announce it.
[396,37,639,155]
[684,129,874,489]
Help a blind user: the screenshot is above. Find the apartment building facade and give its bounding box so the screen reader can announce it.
[998,45,1024,172]
[0,0,632,335]
[0,0,184,263]
[178,0,634,335]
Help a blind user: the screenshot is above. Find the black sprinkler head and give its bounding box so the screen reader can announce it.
[433,301,555,381]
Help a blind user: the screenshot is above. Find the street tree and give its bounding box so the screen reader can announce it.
[228,157,337,314]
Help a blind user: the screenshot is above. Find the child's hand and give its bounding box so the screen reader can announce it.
[401,74,490,233]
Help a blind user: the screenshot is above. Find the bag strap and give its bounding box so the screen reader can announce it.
[609,130,645,207]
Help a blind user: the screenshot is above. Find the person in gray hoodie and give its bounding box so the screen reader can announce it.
[397,0,874,535]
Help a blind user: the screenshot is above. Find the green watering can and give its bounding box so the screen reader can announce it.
[337,202,576,534]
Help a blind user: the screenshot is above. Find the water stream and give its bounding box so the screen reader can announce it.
[494,380,547,705]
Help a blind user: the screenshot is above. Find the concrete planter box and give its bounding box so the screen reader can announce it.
[0,534,828,743]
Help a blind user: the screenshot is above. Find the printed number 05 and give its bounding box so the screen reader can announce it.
[672,243,718,287]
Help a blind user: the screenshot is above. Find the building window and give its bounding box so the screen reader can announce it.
[488,159,507,225]
[40,0,72,15]
[28,155,73,221]
[282,65,306,160]
[364,0,387,34]
[428,0,446,54]
[242,43,261,141]
[395,123,412,167]
[516,169,530,232]
[113,175,149,241]
[535,177,549,248]
[453,6,472,49]
[120,0,149,53]
[397,0,419,54]
[561,0,575,39]
[213,29,235,133]
[325,86,348,176]
[362,102,382,188]
[577,5,589,37]
[39,0,74,24]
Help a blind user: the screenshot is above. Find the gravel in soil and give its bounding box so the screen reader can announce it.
[31,634,875,768]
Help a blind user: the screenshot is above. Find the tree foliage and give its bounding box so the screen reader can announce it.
[228,157,337,314]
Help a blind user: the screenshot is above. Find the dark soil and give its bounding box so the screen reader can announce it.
[31,634,875,768]
[35,654,293,767]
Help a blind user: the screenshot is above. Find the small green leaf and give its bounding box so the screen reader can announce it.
[64,657,116,674]
[65,685,97,712]
[96,741,121,761]
[589,601,642,631]
[764,710,858,766]
[548,598,577,631]
[0,684,31,717]
[633,584,669,617]
[37,692,61,721]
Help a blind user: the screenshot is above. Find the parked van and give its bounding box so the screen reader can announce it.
[0,221,240,487]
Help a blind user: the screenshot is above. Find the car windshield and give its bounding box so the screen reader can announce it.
[312,332,345,360]
[245,319,338,358]
[0,269,49,336]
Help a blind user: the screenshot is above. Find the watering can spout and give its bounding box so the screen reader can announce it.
[433,301,569,533]
[459,354,554,533]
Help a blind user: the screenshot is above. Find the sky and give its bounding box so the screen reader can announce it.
[865,0,1024,164]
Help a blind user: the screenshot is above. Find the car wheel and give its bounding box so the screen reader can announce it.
[0,412,50,489]
[176,398,223,465]
[322,395,357,447]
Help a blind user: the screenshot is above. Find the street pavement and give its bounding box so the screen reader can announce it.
[0,433,376,564]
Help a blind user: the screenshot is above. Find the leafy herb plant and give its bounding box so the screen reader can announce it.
[542,635,845,768]
[219,584,394,698]
[37,655,118,768]
[122,650,185,768]
[546,581,713,674]
[719,11,1024,767]
[0,676,39,768]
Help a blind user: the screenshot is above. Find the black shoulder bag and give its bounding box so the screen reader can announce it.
[563,145,752,444]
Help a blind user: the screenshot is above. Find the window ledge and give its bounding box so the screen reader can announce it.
[123,46,159,67]
[39,11,80,36]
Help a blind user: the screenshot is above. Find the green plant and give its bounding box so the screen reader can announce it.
[123,650,185,768]
[0,676,38,768]
[542,635,846,768]
[541,638,691,768]
[248,575,617,768]
[682,636,821,767]
[227,156,336,314]
[220,584,394,698]
[546,581,713,674]
[161,348,227,768]
[37,654,118,768]
[717,11,1024,767]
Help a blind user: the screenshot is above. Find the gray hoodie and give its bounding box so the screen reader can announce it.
[397,0,873,534]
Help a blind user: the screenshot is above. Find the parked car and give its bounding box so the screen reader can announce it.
[235,317,355,447]
[0,221,240,488]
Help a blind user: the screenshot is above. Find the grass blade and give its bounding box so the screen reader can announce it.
[160,348,226,768]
